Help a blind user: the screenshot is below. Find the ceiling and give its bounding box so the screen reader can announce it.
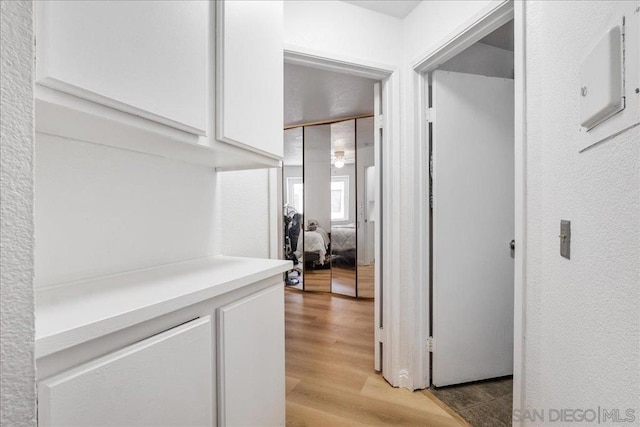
[284,63,376,127]
[341,1,421,18]
[284,63,376,166]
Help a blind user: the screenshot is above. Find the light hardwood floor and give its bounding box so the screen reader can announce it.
[303,268,331,292]
[295,264,375,298]
[285,289,469,426]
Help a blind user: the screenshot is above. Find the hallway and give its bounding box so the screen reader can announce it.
[284,289,468,426]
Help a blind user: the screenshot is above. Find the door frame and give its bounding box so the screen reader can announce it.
[283,46,402,384]
[411,0,526,419]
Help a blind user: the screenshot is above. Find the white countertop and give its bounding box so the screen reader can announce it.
[35,256,291,358]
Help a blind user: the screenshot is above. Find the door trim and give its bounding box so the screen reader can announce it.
[411,0,526,419]
[283,46,403,385]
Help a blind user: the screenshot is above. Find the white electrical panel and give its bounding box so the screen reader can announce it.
[578,2,640,151]
[579,26,624,130]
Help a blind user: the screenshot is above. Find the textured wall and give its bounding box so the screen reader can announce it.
[403,0,493,62]
[524,0,639,415]
[218,169,271,259]
[0,0,37,425]
[284,0,402,66]
[35,134,217,287]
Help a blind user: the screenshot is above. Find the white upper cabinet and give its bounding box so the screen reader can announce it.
[36,1,208,135]
[216,0,284,158]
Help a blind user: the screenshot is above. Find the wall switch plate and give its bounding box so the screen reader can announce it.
[560,220,571,259]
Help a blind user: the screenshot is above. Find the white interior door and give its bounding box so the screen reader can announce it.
[432,70,514,387]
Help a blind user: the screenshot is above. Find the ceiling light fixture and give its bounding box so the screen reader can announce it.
[334,151,345,168]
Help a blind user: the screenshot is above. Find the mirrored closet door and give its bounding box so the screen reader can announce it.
[283,117,375,298]
[283,127,303,289]
[329,120,356,297]
[303,125,332,292]
[355,118,375,298]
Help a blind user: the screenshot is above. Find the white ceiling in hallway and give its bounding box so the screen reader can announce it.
[284,63,376,127]
[341,0,421,18]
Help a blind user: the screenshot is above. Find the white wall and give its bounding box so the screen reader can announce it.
[35,134,217,287]
[403,1,495,62]
[218,169,272,259]
[0,0,37,424]
[284,0,402,66]
[523,0,639,415]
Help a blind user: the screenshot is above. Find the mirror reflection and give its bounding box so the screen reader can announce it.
[330,120,357,297]
[302,125,332,292]
[283,127,303,289]
[283,118,375,299]
[356,118,375,298]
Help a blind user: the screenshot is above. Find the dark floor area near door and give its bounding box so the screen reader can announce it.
[425,376,513,427]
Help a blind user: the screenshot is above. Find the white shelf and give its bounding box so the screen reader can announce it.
[35,256,291,358]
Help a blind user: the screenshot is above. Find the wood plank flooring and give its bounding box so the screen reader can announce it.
[303,268,331,292]
[355,264,374,298]
[291,264,375,298]
[285,289,468,426]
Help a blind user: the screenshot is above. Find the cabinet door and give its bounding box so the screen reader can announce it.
[218,285,285,426]
[36,1,208,135]
[216,0,284,158]
[38,317,213,427]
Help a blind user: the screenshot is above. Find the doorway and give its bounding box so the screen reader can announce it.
[422,15,518,427]
[282,56,394,376]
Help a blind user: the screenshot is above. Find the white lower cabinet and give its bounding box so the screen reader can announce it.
[218,285,285,426]
[36,274,287,427]
[38,317,214,427]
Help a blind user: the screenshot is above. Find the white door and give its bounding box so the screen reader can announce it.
[432,70,514,387]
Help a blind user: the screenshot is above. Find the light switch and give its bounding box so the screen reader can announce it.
[579,25,624,130]
[560,220,571,260]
